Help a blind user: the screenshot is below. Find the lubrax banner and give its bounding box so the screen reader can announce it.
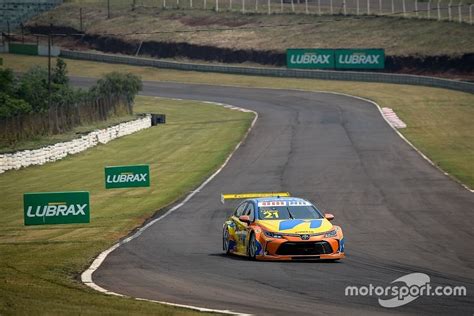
[24,191,90,226]
[105,164,150,189]
[287,49,385,70]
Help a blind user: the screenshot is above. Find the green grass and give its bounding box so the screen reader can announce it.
[2,53,473,188]
[30,3,474,56]
[0,95,253,314]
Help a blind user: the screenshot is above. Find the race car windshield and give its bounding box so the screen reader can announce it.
[258,206,323,220]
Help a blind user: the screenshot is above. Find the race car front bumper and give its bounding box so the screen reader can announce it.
[256,235,345,261]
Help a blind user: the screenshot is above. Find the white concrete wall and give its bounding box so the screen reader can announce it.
[38,45,60,57]
[0,42,8,53]
[0,115,151,174]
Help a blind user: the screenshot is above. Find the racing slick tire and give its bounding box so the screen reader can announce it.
[223,227,231,254]
[247,232,257,260]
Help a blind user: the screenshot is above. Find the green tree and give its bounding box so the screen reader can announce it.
[0,92,32,118]
[52,58,69,85]
[0,68,16,96]
[91,72,142,104]
[16,66,49,112]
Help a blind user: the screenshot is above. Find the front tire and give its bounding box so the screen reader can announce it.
[247,233,257,260]
[223,227,230,254]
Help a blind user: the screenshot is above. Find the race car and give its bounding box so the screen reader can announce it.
[222,192,345,261]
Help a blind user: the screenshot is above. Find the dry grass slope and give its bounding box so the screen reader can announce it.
[29,3,474,56]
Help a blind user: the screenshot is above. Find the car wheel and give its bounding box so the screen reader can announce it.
[223,227,230,254]
[247,233,257,260]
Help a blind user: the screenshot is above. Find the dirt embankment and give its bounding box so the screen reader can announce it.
[26,25,474,80]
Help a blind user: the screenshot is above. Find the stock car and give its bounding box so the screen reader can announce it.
[221,192,345,261]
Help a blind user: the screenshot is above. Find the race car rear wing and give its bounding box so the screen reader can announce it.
[221,192,291,204]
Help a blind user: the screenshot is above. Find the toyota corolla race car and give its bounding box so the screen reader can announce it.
[222,192,345,261]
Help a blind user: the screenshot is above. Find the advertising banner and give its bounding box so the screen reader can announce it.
[24,191,90,226]
[286,49,335,69]
[287,48,385,70]
[105,164,150,189]
[335,49,385,69]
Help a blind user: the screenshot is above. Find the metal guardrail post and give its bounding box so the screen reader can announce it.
[438,0,442,20]
[470,4,474,24]
[448,0,452,20]
[458,1,462,22]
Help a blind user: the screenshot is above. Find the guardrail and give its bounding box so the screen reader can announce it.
[60,50,474,94]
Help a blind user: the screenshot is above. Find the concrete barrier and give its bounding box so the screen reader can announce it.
[60,50,474,95]
[0,115,151,174]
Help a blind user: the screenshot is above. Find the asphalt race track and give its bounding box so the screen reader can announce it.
[73,78,474,315]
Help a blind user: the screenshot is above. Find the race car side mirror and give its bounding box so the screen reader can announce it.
[239,215,251,223]
[324,213,335,221]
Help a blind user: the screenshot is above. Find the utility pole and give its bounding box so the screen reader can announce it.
[80,7,83,31]
[107,0,111,18]
[48,24,52,104]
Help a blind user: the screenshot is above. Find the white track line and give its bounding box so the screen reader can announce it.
[81,97,256,316]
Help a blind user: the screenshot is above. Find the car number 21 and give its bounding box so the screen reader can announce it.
[262,210,279,219]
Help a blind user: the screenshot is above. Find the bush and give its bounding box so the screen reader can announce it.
[0,93,32,118]
[52,58,69,85]
[16,66,49,112]
[0,68,16,96]
[0,61,143,146]
[91,72,142,105]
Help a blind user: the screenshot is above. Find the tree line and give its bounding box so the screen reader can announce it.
[0,59,142,147]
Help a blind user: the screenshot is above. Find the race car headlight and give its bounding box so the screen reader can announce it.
[264,231,283,239]
[324,229,338,238]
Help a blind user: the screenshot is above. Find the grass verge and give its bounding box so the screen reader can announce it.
[2,53,472,188]
[0,95,253,314]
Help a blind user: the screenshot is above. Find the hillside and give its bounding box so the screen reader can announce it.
[27,3,474,56]
[19,2,474,78]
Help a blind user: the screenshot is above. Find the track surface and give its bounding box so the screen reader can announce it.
[77,79,474,315]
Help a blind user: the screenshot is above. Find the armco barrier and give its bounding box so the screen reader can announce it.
[60,50,474,95]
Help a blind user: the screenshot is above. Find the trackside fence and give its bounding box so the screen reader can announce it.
[60,50,474,94]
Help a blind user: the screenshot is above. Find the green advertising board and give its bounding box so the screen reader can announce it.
[286,49,335,69]
[24,191,90,226]
[9,43,38,56]
[105,164,150,189]
[287,48,385,70]
[335,49,385,69]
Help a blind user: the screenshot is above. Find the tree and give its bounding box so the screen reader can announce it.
[16,66,49,112]
[91,72,142,104]
[0,68,16,96]
[0,92,32,118]
[52,58,69,85]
